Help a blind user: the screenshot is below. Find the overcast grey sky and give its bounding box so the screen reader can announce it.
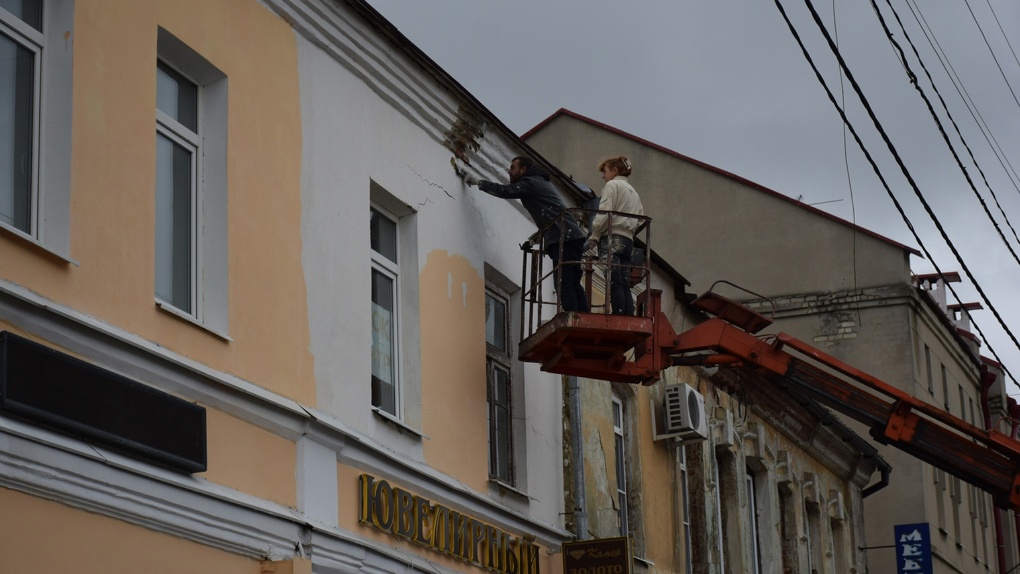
[369,1,1020,391]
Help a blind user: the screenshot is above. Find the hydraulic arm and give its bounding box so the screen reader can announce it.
[671,313,1020,511]
[521,288,1020,510]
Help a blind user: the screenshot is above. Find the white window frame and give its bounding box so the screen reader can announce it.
[370,205,401,419]
[155,62,200,317]
[154,28,228,338]
[0,11,40,234]
[484,263,525,492]
[367,183,421,433]
[746,469,761,574]
[613,395,629,536]
[486,285,513,485]
[0,0,74,260]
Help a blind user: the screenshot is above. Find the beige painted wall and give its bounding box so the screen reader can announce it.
[419,250,489,491]
[205,408,297,508]
[0,486,262,573]
[0,0,313,404]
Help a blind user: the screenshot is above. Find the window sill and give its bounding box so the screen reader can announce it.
[372,407,426,439]
[0,223,79,266]
[633,556,654,568]
[489,478,530,500]
[155,300,233,342]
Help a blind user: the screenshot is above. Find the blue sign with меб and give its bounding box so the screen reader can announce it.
[894,522,933,574]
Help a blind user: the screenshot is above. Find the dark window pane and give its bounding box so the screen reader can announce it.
[488,362,512,483]
[370,208,397,263]
[0,0,42,31]
[0,32,33,232]
[494,404,510,480]
[155,134,193,312]
[156,62,197,132]
[371,270,397,414]
[485,294,507,350]
[494,368,509,403]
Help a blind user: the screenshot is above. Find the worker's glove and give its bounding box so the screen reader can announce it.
[585,237,599,252]
[463,174,481,187]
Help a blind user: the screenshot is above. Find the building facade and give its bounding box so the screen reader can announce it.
[0,1,585,572]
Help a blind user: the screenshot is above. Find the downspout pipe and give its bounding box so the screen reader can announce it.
[568,375,588,540]
[862,465,890,499]
[979,366,1007,574]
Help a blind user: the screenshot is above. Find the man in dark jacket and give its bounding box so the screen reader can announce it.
[464,156,589,313]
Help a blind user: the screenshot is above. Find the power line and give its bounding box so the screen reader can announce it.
[771,0,1020,389]
[874,0,1020,262]
[904,0,1020,201]
[964,0,1020,111]
[871,0,1020,383]
[831,0,863,328]
[981,0,1020,75]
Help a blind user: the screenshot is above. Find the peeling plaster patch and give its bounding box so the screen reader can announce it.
[444,106,485,163]
[812,312,858,344]
[420,250,487,490]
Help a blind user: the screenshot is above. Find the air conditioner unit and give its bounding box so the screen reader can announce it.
[663,383,708,441]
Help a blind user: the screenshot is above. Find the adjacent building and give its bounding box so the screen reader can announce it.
[525,108,1018,573]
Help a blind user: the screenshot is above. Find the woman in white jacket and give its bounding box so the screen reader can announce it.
[586,156,645,315]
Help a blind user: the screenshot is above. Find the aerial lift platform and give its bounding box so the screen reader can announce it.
[521,211,1020,511]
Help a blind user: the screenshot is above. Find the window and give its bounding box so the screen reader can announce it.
[367,183,421,430]
[371,207,400,417]
[155,61,198,313]
[778,484,800,572]
[154,29,228,335]
[951,475,963,543]
[924,345,933,394]
[613,395,629,536]
[935,468,947,533]
[807,501,823,573]
[746,469,761,574]
[486,288,513,483]
[0,0,73,255]
[831,518,847,571]
[0,1,38,233]
[941,365,949,411]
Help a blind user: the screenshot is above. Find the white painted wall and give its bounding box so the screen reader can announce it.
[294,29,566,528]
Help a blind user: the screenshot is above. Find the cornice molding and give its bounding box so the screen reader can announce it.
[0,421,303,560]
[0,277,571,550]
[262,0,515,180]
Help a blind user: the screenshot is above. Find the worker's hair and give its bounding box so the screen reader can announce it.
[597,156,632,176]
[512,156,535,172]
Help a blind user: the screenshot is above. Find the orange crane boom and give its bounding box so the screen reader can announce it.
[521,289,1020,510]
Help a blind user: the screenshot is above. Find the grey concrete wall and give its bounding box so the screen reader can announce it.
[527,115,912,299]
